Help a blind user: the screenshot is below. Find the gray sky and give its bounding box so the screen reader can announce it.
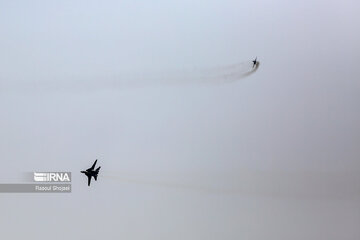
[0,0,359,239]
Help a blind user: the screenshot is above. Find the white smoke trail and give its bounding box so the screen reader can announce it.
[101,170,360,199]
[102,175,236,194]
[105,60,260,86]
[0,60,260,92]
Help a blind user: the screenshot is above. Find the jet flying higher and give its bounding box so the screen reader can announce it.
[252,57,258,68]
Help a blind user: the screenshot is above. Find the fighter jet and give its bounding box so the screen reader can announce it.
[252,57,258,68]
[81,159,101,186]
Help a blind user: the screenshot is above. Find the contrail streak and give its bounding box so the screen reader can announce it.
[1,60,260,92]
[102,174,238,195]
[101,170,360,199]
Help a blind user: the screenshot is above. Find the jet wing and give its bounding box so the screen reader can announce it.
[86,159,97,171]
[87,175,92,186]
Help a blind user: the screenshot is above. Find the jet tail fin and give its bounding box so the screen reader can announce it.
[94,166,101,181]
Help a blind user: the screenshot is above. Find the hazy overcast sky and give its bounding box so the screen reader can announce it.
[0,0,359,239]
